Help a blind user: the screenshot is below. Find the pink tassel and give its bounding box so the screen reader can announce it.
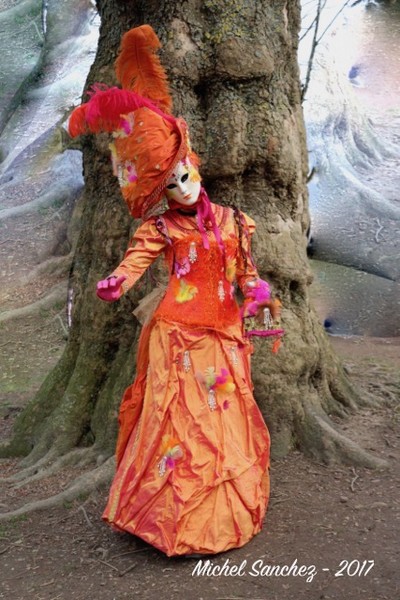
[246,329,284,337]
[196,187,224,253]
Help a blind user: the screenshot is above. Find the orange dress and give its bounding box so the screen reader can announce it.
[102,203,270,556]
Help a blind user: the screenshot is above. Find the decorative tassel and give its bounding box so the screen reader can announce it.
[183,350,191,372]
[218,280,225,302]
[263,307,273,329]
[158,456,167,477]
[208,389,217,411]
[188,242,197,263]
[230,346,239,366]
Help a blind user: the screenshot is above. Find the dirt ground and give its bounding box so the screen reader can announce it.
[0,335,399,600]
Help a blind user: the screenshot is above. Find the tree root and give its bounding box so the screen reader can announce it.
[0,449,59,483]
[0,282,67,324]
[304,409,388,469]
[0,457,115,522]
[6,449,91,489]
[6,447,105,489]
[366,382,400,406]
[356,391,386,408]
[0,180,81,221]
[21,254,72,281]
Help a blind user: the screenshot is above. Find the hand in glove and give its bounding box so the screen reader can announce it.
[96,275,127,302]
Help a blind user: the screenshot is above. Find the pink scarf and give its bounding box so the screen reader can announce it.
[195,188,224,253]
[168,187,224,252]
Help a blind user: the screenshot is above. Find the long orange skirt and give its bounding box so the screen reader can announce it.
[102,318,270,556]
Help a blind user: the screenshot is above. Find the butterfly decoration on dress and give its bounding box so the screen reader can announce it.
[174,257,191,279]
[225,255,237,283]
[196,367,236,410]
[198,367,236,411]
[158,435,184,477]
[174,278,198,303]
[200,367,235,393]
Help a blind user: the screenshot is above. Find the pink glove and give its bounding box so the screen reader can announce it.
[96,275,127,302]
[242,279,271,318]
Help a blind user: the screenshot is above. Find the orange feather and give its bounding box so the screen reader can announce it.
[68,104,89,137]
[115,25,173,114]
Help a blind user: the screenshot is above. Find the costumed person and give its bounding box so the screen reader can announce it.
[68,25,283,557]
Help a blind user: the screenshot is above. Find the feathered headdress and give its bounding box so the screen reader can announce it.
[68,25,199,219]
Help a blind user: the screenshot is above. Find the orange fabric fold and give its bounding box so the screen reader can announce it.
[115,318,154,466]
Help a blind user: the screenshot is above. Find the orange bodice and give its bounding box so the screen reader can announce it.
[112,203,259,329]
[154,234,241,329]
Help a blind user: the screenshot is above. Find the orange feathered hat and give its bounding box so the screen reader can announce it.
[68,25,199,219]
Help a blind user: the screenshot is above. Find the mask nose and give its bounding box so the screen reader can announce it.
[177,180,188,196]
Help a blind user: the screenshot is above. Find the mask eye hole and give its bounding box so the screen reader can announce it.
[181,173,189,183]
[166,183,177,190]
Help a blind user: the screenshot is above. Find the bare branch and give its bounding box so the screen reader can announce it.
[316,0,353,44]
[301,0,354,102]
[301,0,323,102]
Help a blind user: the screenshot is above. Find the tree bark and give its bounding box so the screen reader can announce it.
[1,0,385,475]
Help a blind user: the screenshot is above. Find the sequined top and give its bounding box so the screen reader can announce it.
[112,203,259,329]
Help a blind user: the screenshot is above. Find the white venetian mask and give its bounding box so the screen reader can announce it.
[165,159,201,206]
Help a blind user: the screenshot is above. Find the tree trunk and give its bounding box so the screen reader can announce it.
[1,0,385,484]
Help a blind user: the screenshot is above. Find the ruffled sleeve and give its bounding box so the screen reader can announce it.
[111,218,168,293]
[235,211,260,294]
